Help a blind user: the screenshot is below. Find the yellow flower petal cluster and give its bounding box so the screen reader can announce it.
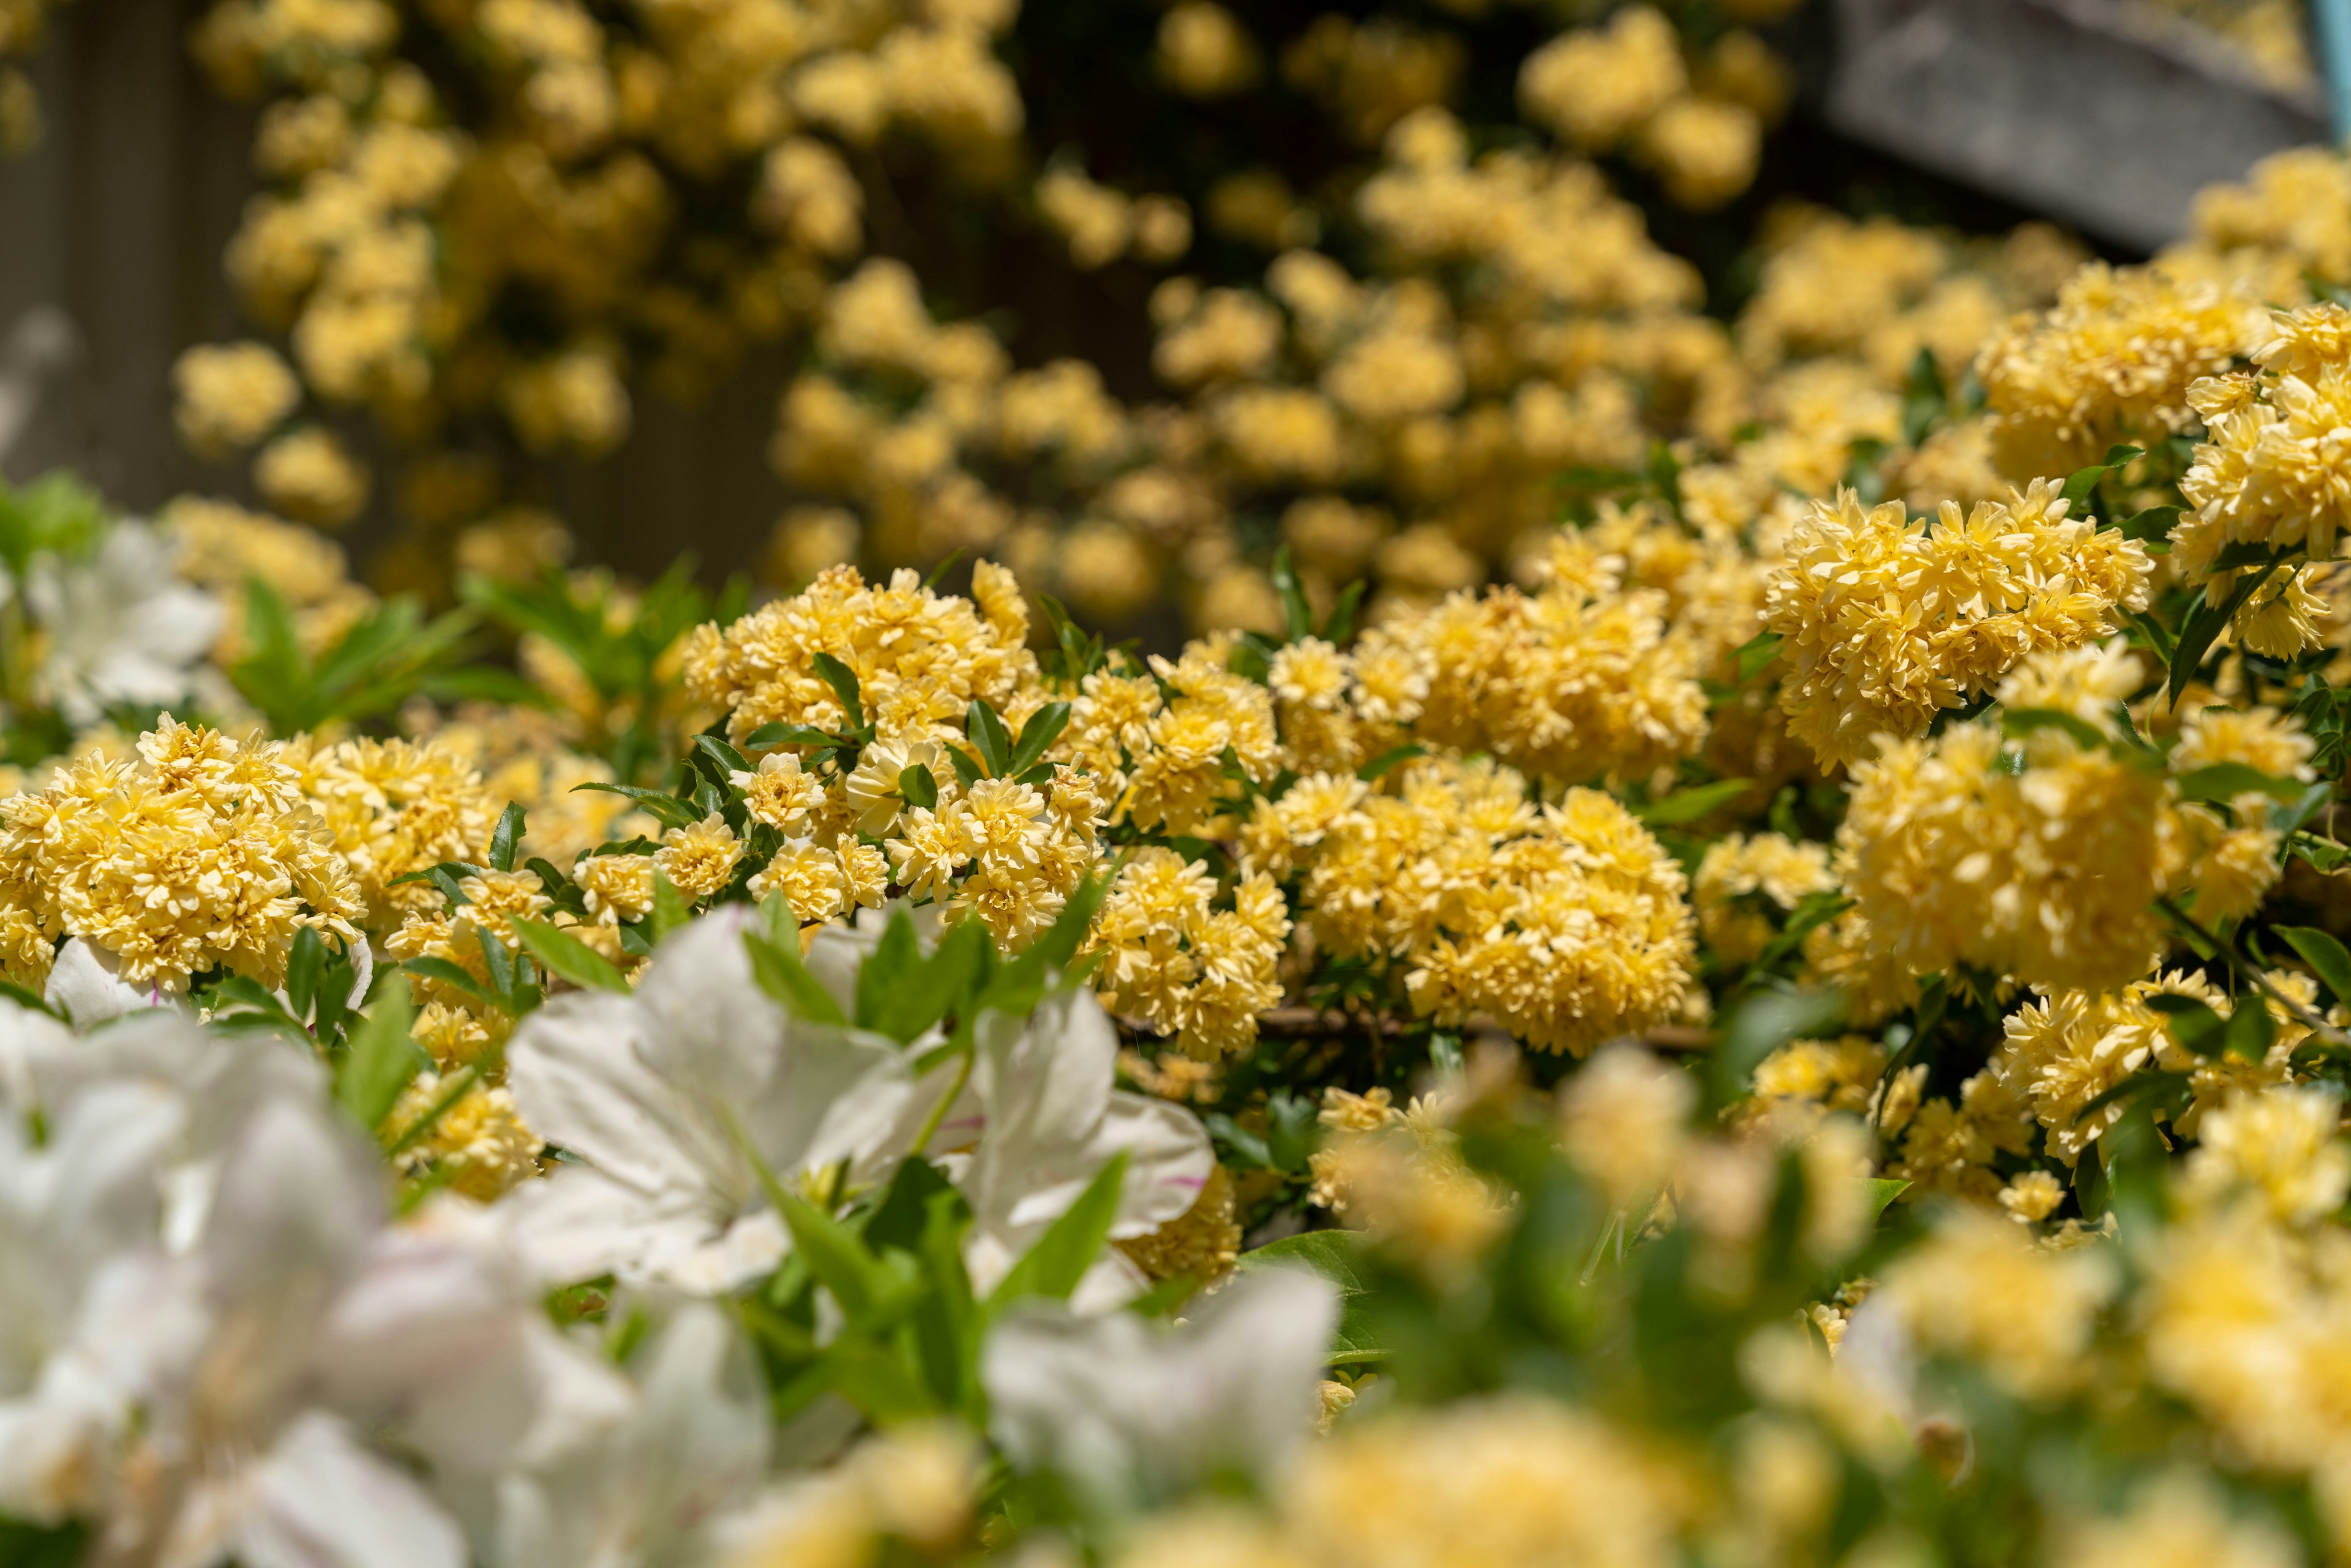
[1254,758,1693,1055]
[1693,830,1832,967]
[1385,531,1711,786]
[2175,306,2351,627]
[1763,482,2152,766]
[1088,848,1289,1060]
[1118,1398,1682,1568]
[685,560,1038,749]
[1974,261,2267,479]
[288,733,498,928]
[1837,647,2288,992]
[0,719,363,992]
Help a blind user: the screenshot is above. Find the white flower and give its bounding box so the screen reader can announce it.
[936,985,1216,1311]
[24,520,223,724]
[981,1266,1339,1509]
[503,908,923,1294]
[0,1013,585,1568]
[462,1299,770,1568]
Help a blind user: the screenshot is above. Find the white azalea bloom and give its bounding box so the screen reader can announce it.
[937,985,1215,1310]
[0,1014,594,1568]
[24,519,223,725]
[464,1299,770,1568]
[503,908,922,1294]
[43,938,173,1029]
[981,1266,1340,1509]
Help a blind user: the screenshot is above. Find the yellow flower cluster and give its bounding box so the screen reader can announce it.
[1974,261,2268,480]
[164,496,376,658]
[1117,1398,1682,1568]
[1764,482,2153,766]
[1836,645,2287,993]
[287,732,500,927]
[0,718,363,992]
[1088,849,1289,1061]
[1694,830,1832,967]
[1248,759,1695,1056]
[2176,304,2351,650]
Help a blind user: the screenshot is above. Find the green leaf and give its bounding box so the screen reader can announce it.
[648,871,689,940]
[773,1186,896,1322]
[1734,631,1784,683]
[285,926,325,1023]
[1234,1229,1386,1365]
[489,803,527,872]
[1900,347,1945,448]
[965,699,1011,778]
[694,734,753,780]
[1635,779,1749,827]
[2145,992,2227,1057]
[1865,1177,1911,1220]
[811,651,866,732]
[986,1153,1128,1312]
[401,956,489,1004]
[2002,707,2107,751]
[900,763,940,810]
[1712,988,1845,1107]
[1357,744,1425,782]
[337,975,424,1133]
[2062,444,2143,507]
[866,916,991,1045]
[1270,546,1313,642]
[2225,993,2276,1062]
[2118,505,2181,542]
[571,781,702,832]
[1319,580,1367,647]
[511,916,630,994]
[2210,539,2285,572]
[2170,561,2281,705]
[2278,926,2351,1003]
[857,911,923,1032]
[743,923,850,1025]
[744,722,842,749]
[2272,782,2336,836]
[2173,762,2306,805]
[1007,701,1072,777]
[945,745,983,791]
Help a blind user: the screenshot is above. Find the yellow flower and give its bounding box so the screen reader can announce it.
[655,813,744,900]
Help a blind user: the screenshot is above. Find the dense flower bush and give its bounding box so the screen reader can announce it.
[12,1,2351,1563]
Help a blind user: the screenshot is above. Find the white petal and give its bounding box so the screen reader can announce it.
[43,939,165,1030]
[497,1163,720,1290]
[628,909,791,1112]
[234,1411,467,1568]
[505,991,725,1198]
[1095,1092,1215,1239]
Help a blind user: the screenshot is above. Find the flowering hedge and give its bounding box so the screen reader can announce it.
[9,0,2351,1562]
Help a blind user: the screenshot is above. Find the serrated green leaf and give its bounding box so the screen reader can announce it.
[2145,992,2227,1057]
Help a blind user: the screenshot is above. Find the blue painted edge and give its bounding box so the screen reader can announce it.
[2319,0,2351,141]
